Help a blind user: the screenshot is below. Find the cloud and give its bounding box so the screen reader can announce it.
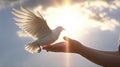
[0,0,67,10]
[89,13,106,22]
[87,17,120,31]
[80,0,120,31]
[1,0,120,11]
[0,0,29,9]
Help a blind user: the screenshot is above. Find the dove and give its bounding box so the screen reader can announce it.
[12,7,64,53]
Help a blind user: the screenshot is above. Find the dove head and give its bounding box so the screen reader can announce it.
[54,26,64,37]
[56,26,65,31]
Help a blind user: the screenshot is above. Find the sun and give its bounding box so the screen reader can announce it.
[36,4,87,39]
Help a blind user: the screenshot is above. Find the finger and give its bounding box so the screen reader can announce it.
[43,42,66,52]
[63,36,74,43]
[63,36,69,40]
[43,42,65,49]
[43,45,52,49]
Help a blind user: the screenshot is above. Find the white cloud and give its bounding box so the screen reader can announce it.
[0,0,27,9]
[100,19,119,31]
[86,17,120,31]
[81,0,120,31]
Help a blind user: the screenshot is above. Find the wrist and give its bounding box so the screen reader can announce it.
[74,42,86,55]
[72,42,83,54]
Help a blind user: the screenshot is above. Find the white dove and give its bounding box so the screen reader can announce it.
[12,7,64,53]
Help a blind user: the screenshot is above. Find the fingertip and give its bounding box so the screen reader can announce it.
[43,45,49,49]
[63,36,69,40]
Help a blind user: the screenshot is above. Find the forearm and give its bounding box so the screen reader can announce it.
[97,50,120,56]
[76,43,120,67]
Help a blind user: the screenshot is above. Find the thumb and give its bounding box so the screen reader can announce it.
[63,36,78,44]
[63,36,73,42]
[63,36,74,43]
[63,36,70,41]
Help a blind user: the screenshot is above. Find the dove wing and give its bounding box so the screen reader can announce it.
[12,7,52,39]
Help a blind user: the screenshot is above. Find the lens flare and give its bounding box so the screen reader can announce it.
[62,0,71,67]
[65,37,70,67]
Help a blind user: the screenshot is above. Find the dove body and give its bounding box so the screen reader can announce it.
[36,26,64,45]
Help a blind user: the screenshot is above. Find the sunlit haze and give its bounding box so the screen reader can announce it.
[1,0,120,67]
[34,1,89,40]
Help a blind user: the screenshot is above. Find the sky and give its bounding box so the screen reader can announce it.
[0,0,120,67]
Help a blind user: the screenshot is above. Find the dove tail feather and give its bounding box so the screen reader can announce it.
[25,42,41,53]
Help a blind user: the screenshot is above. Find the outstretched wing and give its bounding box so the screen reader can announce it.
[12,7,52,39]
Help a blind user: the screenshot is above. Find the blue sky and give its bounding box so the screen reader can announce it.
[0,0,120,67]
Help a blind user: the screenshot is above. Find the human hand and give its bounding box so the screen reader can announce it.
[43,36,81,53]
